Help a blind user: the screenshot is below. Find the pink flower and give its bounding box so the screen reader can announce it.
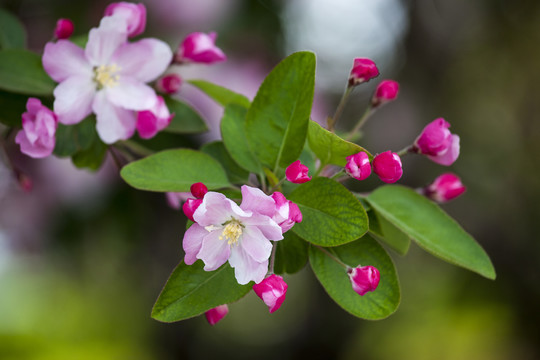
[253,274,288,313]
[413,118,460,166]
[166,192,191,210]
[205,304,228,325]
[345,152,371,181]
[371,80,399,107]
[183,186,283,285]
[285,160,311,184]
[104,2,147,38]
[373,151,403,183]
[155,73,182,95]
[42,16,172,144]
[349,58,379,86]
[271,192,302,233]
[190,182,208,199]
[348,265,380,296]
[182,198,203,221]
[54,18,74,40]
[15,98,57,158]
[175,32,226,64]
[424,173,466,203]
[135,96,173,139]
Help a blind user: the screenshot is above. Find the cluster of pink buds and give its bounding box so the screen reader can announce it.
[343,151,402,184]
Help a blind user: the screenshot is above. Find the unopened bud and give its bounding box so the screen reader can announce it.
[182,198,202,221]
[413,118,460,166]
[348,265,380,296]
[424,173,466,203]
[205,304,229,325]
[155,74,182,95]
[345,152,371,181]
[373,151,403,184]
[190,182,208,199]
[54,18,74,40]
[349,58,379,87]
[285,160,311,184]
[253,274,288,313]
[371,80,399,108]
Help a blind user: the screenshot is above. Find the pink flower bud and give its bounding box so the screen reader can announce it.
[175,32,227,64]
[424,173,466,203]
[54,18,74,40]
[104,2,147,38]
[155,74,182,95]
[285,160,311,184]
[271,192,302,233]
[345,152,371,181]
[182,198,203,221]
[348,265,380,296]
[253,274,288,313]
[413,118,460,166]
[373,151,403,183]
[349,58,379,86]
[190,182,208,199]
[205,304,229,325]
[15,98,57,159]
[136,96,174,139]
[371,80,399,107]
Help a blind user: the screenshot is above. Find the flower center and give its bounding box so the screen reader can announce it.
[219,219,243,245]
[93,64,121,89]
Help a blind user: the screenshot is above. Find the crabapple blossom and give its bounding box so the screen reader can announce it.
[349,58,379,86]
[15,98,57,158]
[345,152,371,181]
[424,173,466,203]
[413,118,460,166]
[373,151,403,183]
[205,305,229,325]
[285,160,311,184]
[104,2,146,38]
[174,32,226,64]
[348,265,380,296]
[135,96,173,139]
[371,80,399,108]
[253,274,288,313]
[54,18,74,40]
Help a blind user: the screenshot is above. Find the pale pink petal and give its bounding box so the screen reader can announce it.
[93,91,136,144]
[428,135,460,166]
[15,130,53,158]
[53,76,95,125]
[105,77,157,111]
[112,39,173,83]
[183,223,207,265]
[239,227,273,263]
[229,247,268,285]
[194,192,249,227]
[242,213,283,241]
[85,16,128,66]
[198,230,231,271]
[239,185,275,217]
[42,40,91,82]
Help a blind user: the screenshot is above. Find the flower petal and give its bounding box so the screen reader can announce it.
[53,76,95,125]
[112,38,173,83]
[428,135,460,166]
[42,40,91,82]
[240,226,272,263]
[183,223,207,265]
[105,77,157,111]
[240,185,275,217]
[194,192,249,227]
[93,91,136,144]
[198,230,231,271]
[242,213,283,241]
[229,247,268,285]
[85,16,128,66]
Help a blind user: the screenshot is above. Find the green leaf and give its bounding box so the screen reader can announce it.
[307,120,372,166]
[163,96,208,134]
[53,116,97,157]
[367,185,496,279]
[201,141,250,184]
[220,104,262,174]
[120,149,231,192]
[370,210,411,256]
[70,34,88,48]
[309,235,400,320]
[245,51,316,171]
[71,138,107,171]
[189,79,250,108]
[0,49,55,96]
[274,231,309,275]
[152,261,252,322]
[0,9,27,49]
[288,177,368,246]
[0,90,28,126]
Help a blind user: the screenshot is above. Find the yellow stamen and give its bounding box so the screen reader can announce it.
[219,219,243,246]
[94,64,121,89]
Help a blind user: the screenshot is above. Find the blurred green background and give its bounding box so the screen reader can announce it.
[0,0,539,359]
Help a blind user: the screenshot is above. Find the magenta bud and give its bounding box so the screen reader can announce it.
[54,18,74,40]
[253,274,288,313]
[371,80,399,107]
[136,96,173,139]
[349,58,379,87]
[182,198,203,221]
[271,192,302,233]
[413,118,460,166]
[190,182,208,199]
[156,74,182,95]
[348,265,380,296]
[424,173,466,203]
[104,2,147,38]
[373,151,403,183]
[175,32,227,64]
[205,304,229,325]
[345,152,371,181]
[285,160,311,184]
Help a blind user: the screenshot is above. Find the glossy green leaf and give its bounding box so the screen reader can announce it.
[201,141,249,184]
[71,138,107,171]
[308,120,372,166]
[245,51,315,171]
[163,96,208,134]
[220,104,262,174]
[120,149,230,192]
[274,231,309,274]
[367,185,496,279]
[0,9,26,49]
[189,79,251,108]
[0,49,55,95]
[152,261,251,322]
[370,210,411,255]
[0,90,28,126]
[288,177,368,246]
[309,235,400,320]
[53,116,97,157]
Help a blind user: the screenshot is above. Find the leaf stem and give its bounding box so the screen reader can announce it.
[315,245,350,270]
[327,87,353,132]
[118,139,155,158]
[396,145,413,157]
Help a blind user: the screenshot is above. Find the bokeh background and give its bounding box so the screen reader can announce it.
[0,0,539,359]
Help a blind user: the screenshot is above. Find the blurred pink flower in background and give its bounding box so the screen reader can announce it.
[15,98,57,159]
